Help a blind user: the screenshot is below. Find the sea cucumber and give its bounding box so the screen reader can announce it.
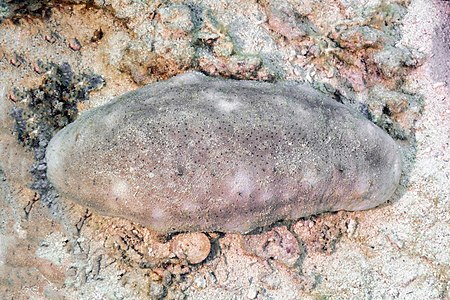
[46,72,401,233]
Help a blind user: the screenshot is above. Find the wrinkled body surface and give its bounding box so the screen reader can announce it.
[46,72,401,233]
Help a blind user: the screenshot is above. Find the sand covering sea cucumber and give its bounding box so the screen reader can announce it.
[46,72,401,233]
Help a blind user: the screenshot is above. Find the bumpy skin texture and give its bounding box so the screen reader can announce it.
[46,72,401,233]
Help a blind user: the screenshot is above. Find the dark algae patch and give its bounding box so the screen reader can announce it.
[10,62,104,206]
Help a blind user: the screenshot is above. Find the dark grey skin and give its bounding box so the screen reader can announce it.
[46,72,401,233]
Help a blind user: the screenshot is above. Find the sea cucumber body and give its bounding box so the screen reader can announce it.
[46,72,401,233]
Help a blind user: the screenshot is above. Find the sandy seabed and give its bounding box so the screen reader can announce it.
[0,0,448,299]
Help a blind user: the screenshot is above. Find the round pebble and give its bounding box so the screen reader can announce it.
[170,232,211,264]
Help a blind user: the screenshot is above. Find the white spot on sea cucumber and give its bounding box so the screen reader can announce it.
[216,99,243,113]
[181,201,200,213]
[229,169,255,199]
[103,110,121,129]
[151,207,166,222]
[112,179,130,199]
[202,90,243,113]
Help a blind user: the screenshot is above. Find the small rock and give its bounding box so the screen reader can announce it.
[346,218,358,238]
[292,213,348,254]
[193,275,207,289]
[44,33,56,44]
[162,270,172,286]
[242,226,301,267]
[213,37,234,58]
[149,271,161,282]
[68,38,81,51]
[9,53,24,67]
[205,271,217,284]
[149,282,166,299]
[373,46,426,77]
[247,286,258,299]
[33,60,46,74]
[367,85,423,140]
[91,28,104,43]
[170,232,211,264]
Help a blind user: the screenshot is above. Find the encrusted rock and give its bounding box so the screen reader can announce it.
[373,46,426,77]
[242,226,301,267]
[335,25,383,51]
